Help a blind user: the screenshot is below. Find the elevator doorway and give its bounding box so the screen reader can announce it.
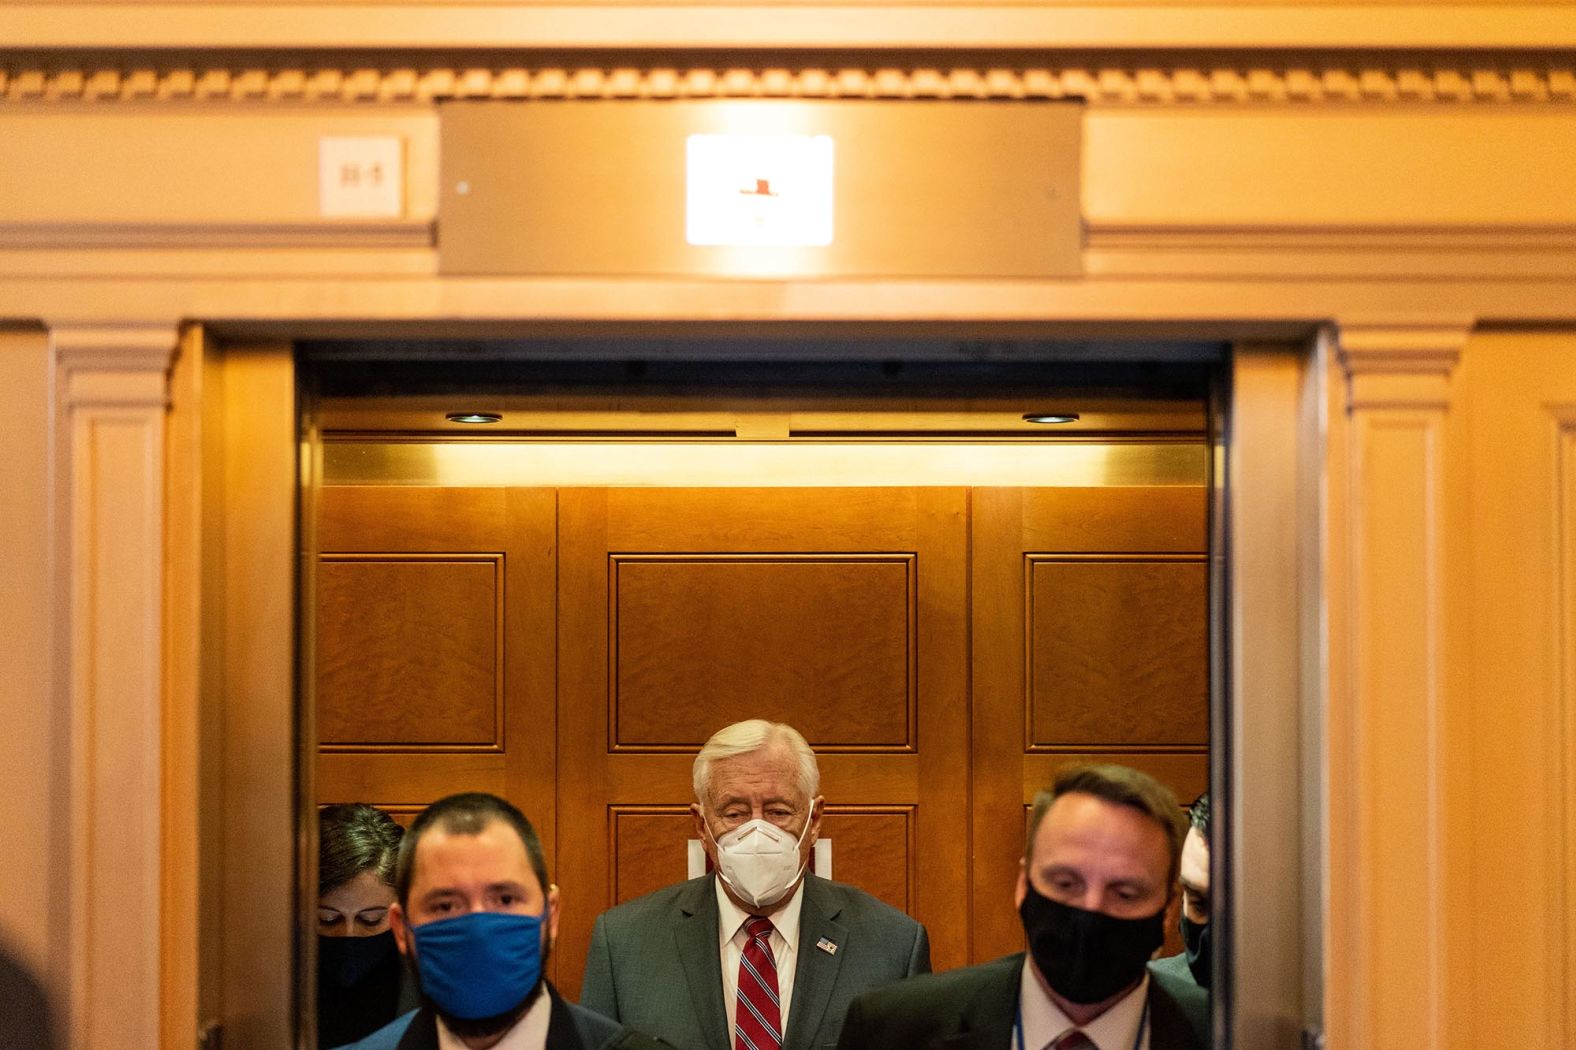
[303,350,1217,1001]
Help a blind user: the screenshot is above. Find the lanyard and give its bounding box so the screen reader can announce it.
[1014,997,1150,1050]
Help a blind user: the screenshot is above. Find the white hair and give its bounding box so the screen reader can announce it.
[692,719,821,808]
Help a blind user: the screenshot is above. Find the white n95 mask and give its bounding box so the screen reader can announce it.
[710,818,811,908]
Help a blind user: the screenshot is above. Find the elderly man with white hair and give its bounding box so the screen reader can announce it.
[580,719,930,1050]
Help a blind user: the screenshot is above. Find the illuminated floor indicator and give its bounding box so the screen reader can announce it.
[686,133,835,247]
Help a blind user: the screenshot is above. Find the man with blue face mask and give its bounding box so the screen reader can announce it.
[335,793,672,1050]
[580,719,930,1050]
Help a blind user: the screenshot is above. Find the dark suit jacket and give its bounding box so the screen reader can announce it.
[834,953,1207,1050]
[334,984,672,1050]
[1146,953,1208,1038]
[0,945,56,1050]
[580,874,930,1050]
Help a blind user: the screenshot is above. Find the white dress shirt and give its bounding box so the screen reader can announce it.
[716,877,804,1042]
[435,985,553,1050]
[1016,958,1150,1050]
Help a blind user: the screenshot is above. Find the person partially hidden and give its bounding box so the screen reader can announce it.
[835,764,1208,1050]
[1148,789,1212,1030]
[318,804,418,1048]
[335,792,673,1050]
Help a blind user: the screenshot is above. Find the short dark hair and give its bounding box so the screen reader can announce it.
[395,793,549,909]
[318,803,403,896]
[1025,764,1187,889]
[1188,792,1211,839]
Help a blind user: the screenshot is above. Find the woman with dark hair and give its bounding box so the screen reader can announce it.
[317,804,416,1048]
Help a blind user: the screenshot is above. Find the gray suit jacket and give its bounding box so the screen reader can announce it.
[580,874,930,1050]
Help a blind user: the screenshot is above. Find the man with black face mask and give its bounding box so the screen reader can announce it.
[1149,794,1211,994]
[835,764,1207,1050]
[334,793,672,1050]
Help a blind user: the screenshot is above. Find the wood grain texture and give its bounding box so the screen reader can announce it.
[1020,486,1207,553]
[316,555,502,748]
[555,487,971,996]
[318,485,507,551]
[611,557,914,749]
[556,487,616,1001]
[315,479,1201,990]
[1027,558,1207,747]
[311,485,559,991]
[818,807,914,913]
[610,808,696,905]
[316,751,508,804]
[1021,753,1208,812]
[601,487,922,550]
[502,487,561,880]
[218,344,299,1050]
[971,487,1208,963]
[377,807,422,829]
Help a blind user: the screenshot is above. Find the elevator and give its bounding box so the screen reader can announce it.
[236,335,1323,1050]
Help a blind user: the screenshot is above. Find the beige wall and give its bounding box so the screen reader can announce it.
[1458,331,1576,1048]
[2,9,1576,1049]
[0,327,59,980]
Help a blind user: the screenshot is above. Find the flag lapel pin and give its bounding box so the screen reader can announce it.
[816,937,838,956]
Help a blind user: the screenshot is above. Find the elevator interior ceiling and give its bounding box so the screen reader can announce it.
[307,345,1217,488]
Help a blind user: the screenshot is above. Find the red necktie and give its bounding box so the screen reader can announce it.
[1052,1031,1097,1050]
[734,916,783,1050]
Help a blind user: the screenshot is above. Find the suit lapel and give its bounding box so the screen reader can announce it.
[546,986,588,1050]
[674,876,731,1050]
[934,955,1021,1050]
[782,877,845,1050]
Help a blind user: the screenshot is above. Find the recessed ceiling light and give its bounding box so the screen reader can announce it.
[1021,412,1080,424]
[446,412,503,424]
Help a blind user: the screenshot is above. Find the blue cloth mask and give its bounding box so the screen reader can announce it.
[409,911,544,1020]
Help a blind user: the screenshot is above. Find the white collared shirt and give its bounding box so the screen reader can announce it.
[435,986,552,1050]
[716,877,804,1041]
[1017,958,1150,1050]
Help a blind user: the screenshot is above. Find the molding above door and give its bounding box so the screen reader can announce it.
[3,61,1575,107]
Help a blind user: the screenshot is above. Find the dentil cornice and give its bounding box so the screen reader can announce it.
[2,62,1575,106]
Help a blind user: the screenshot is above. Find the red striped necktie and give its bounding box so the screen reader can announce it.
[734,916,783,1050]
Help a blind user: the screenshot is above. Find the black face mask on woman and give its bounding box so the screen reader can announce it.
[317,931,403,1049]
[1019,881,1167,1005]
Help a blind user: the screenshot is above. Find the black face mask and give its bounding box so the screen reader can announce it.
[317,931,403,1048]
[1019,882,1166,1005]
[1180,914,1211,989]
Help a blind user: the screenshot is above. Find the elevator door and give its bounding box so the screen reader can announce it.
[315,486,558,844]
[553,486,972,992]
[314,480,1207,997]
